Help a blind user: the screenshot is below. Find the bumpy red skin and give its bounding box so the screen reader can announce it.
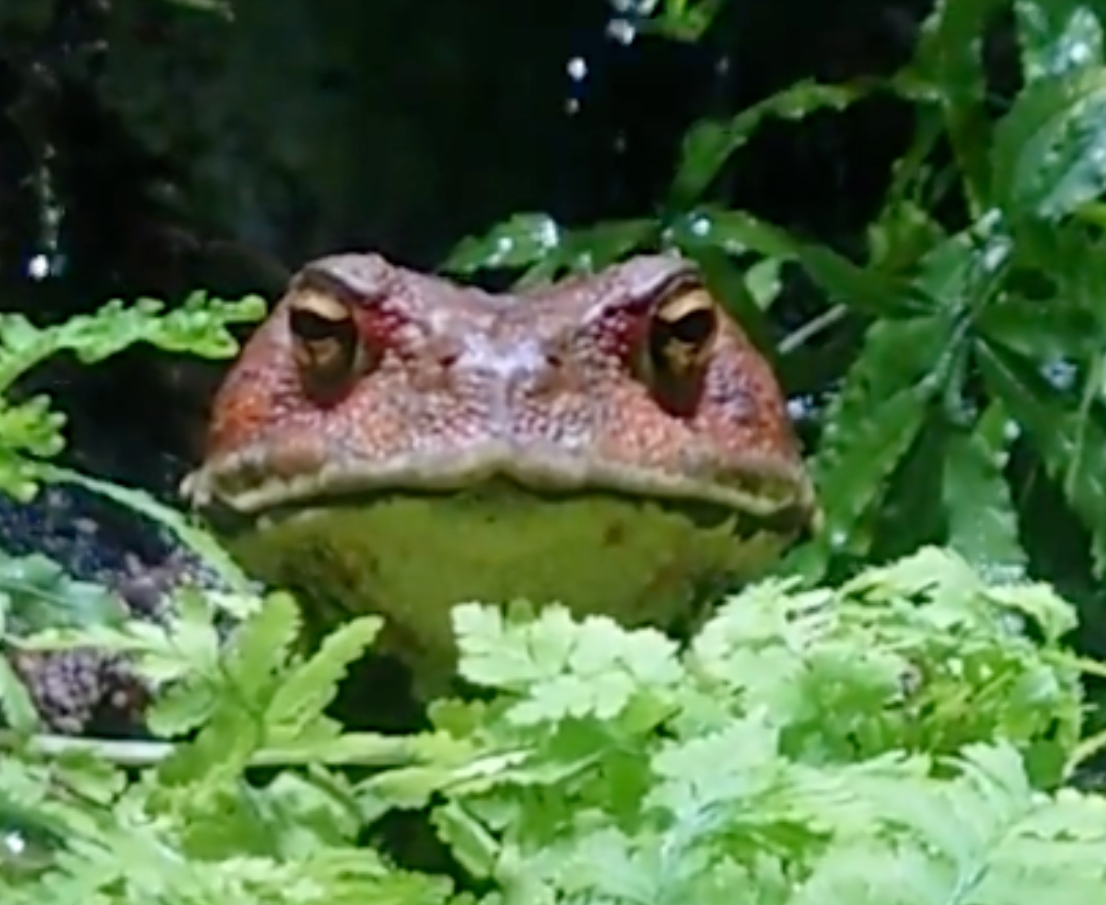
[196,252,814,520]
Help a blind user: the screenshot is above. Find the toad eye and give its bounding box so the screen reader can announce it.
[287,290,364,393]
[646,284,719,378]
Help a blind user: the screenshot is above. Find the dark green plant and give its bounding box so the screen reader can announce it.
[444,0,1106,631]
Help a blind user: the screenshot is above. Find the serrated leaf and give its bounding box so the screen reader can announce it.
[637,0,726,42]
[0,656,40,734]
[912,0,1008,203]
[266,614,382,735]
[668,80,877,205]
[222,591,303,702]
[1014,0,1104,82]
[442,215,657,288]
[870,418,950,562]
[0,294,262,394]
[441,214,563,274]
[794,314,949,577]
[815,316,955,479]
[790,379,936,578]
[431,801,500,880]
[63,293,265,363]
[671,208,927,317]
[453,603,682,726]
[913,214,1014,313]
[977,337,1106,574]
[992,67,1106,221]
[943,402,1028,580]
[976,294,1105,361]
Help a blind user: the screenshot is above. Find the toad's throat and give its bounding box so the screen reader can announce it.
[184,440,817,529]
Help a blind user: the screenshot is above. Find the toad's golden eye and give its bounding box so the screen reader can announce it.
[647,285,719,377]
[287,290,361,391]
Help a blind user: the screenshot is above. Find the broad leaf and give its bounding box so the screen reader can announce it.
[991,67,1106,221]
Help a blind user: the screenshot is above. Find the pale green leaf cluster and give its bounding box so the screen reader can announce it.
[0,291,263,501]
[3,546,1102,904]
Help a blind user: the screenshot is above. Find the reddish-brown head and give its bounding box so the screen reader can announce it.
[184,251,817,528]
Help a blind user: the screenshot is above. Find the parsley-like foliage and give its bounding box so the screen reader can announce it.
[2,546,1104,904]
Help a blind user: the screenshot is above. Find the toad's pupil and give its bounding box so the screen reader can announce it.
[290,307,353,342]
[666,309,715,344]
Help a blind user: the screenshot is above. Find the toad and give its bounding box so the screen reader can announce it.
[182,252,819,696]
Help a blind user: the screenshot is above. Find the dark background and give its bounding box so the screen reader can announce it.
[0,0,931,496]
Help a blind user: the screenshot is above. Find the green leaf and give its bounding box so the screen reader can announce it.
[1014,0,1104,82]
[785,315,957,578]
[976,293,1105,361]
[867,199,949,274]
[793,380,936,577]
[670,208,927,317]
[977,337,1106,574]
[0,551,127,635]
[912,0,1009,208]
[161,0,232,14]
[943,402,1028,580]
[869,418,950,563]
[638,0,727,42]
[0,398,66,500]
[452,602,682,726]
[815,316,956,477]
[0,293,263,504]
[0,655,40,734]
[992,67,1106,221]
[0,547,1099,903]
[668,80,878,206]
[441,214,563,274]
[441,215,656,284]
[0,294,263,393]
[266,614,382,736]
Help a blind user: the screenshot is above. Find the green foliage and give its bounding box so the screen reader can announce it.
[441,0,1106,607]
[1,547,1104,903]
[0,286,263,734]
[0,291,263,588]
[0,291,263,502]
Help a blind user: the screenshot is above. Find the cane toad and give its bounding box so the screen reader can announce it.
[182,252,819,694]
